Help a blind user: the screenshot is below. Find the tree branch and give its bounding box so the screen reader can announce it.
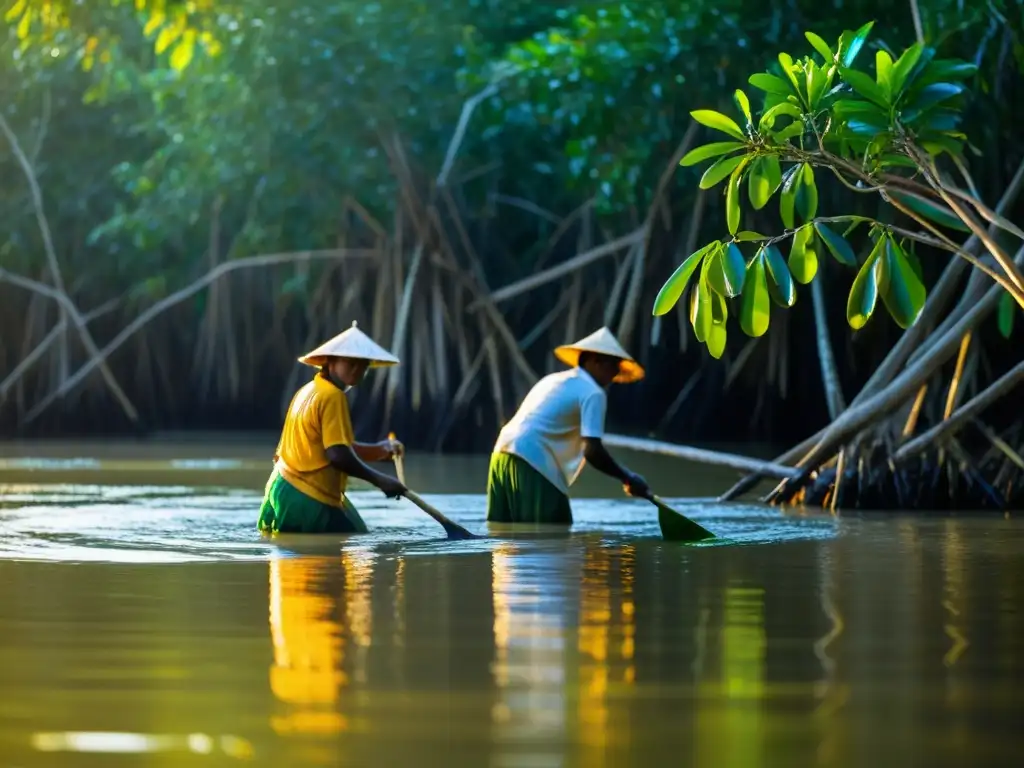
[893,359,1024,462]
[0,298,119,401]
[5,249,376,425]
[0,111,140,423]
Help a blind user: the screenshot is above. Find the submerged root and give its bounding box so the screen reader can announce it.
[776,434,1024,513]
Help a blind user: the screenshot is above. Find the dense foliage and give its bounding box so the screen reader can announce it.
[1,0,1022,447]
[652,21,1023,359]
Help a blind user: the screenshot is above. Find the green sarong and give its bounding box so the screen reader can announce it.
[258,469,368,534]
[486,452,572,524]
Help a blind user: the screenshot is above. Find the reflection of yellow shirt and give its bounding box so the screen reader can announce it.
[269,555,347,736]
[275,373,355,507]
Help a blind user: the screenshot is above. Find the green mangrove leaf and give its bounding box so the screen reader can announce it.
[773,122,806,142]
[723,243,749,296]
[778,53,805,102]
[740,252,771,337]
[916,59,977,87]
[795,163,818,221]
[875,49,893,96]
[652,241,718,316]
[997,291,1015,339]
[814,222,857,266]
[706,320,728,359]
[805,31,834,62]
[905,108,962,131]
[699,154,748,190]
[920,134,966,158]
[789,226,818,284]
[749,72,793,97]
[690,271,713,342]
[726,165,742,235]
[707,242,747,297]
[902,240,925,284]
[890,43,924,96]
[706,248,727,297]
[759,102,803,131]
[879,236,926,328]
[711,290,729,325]
[842,67,889,107]
[832,98,889,127]
[847,237,885,329]
[889,191,970,232]
[903,82,963,114]
[680,141,746,167]
[764,245,797,307]
[734,89,752,127]
[807,63,831,108]
[748,155,782,210]
[780,190,795,229]
[735,231,768,242]
[840,21,874,68]
[779,164,800,228]
[691,109,747,140]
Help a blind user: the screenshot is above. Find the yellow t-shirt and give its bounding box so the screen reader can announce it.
[274,373,355,507]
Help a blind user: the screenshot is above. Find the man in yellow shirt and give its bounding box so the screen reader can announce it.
[258,322,407,534]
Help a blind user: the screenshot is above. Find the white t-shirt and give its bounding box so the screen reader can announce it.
[493,367,607,495]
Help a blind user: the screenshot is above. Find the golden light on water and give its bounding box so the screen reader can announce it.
[268,554,347,735]
[31,731,253,758]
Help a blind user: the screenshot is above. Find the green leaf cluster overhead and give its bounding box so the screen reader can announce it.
[652,20,1015,359]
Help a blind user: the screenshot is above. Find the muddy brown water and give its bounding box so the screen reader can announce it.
[1,438,1022,766]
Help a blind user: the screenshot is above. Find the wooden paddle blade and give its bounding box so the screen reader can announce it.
[653,498,715,542]
[440,520,478,540]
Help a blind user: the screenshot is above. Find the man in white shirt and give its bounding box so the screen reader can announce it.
[487,327,650,524]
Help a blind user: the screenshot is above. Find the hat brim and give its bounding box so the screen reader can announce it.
[553,347,645,384]
[298,355,398,369]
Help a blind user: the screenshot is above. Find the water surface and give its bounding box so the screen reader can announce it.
[1,442,1022,766]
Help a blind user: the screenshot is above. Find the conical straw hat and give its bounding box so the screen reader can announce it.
[298,321,400,368]
[553,326,644,384]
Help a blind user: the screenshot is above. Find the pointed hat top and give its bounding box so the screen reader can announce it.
[297,321,400,368]
[553,326,644,384]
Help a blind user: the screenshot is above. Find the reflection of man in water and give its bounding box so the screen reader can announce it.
[268,553,347,736]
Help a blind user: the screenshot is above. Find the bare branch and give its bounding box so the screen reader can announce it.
[893,359,1024,462]
[0,298,119,400]
[8,249,376,424]
[477,228,647,307]
[0,111,139,423]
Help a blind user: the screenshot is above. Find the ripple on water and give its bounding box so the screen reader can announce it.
[0,482,838,564]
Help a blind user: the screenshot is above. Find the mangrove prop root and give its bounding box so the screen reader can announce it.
[773,435,1023,512]
[719,158,1024,504]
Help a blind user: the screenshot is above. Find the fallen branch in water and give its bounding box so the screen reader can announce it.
[602,433,798,479]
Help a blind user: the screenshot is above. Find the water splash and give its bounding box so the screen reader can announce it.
[0,482,837,564]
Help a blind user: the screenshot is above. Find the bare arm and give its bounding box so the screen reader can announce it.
[326,444,405,497]
[582,437,649,497]
[582,437,631,482]
[353,442,390,462]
